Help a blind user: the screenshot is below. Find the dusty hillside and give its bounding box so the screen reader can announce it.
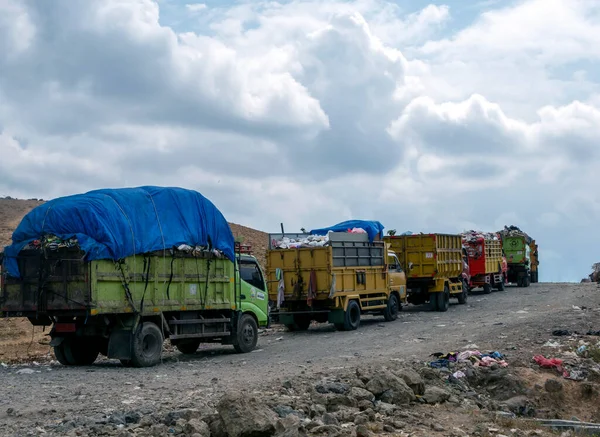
[229,222,268,267]
[0,198,44,247]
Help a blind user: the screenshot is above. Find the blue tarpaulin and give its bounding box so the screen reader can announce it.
[3,186,235,277]
[310,220,385,242]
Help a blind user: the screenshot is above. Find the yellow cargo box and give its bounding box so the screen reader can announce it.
[267,232,406,331]
[529,240,539,283]
[383,233,466,312]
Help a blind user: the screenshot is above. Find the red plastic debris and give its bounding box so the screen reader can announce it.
[533,355,563,370]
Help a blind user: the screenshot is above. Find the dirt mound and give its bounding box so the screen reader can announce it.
[0,197,44,246]
[229,222,268,267]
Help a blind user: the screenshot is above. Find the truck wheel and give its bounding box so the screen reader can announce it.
[130,322,163,367]
[343,300,361,331]
[175,339,201,355]
[483,283,492,294]
[383,293,400,322]
[429,293,439,311]
[53,343,73,365]
[63,338,99,366]
[497,275,505,291]
[457,280,468,305]
[233,314,258,353]
[438,286,450,312]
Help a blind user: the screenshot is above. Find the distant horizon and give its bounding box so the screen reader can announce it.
[1,0,600,284]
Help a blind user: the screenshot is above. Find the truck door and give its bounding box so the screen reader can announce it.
[239,258,269,326]
[388,254,407,300]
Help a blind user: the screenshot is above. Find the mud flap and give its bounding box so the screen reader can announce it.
[328,310,345,325]
[279,314,295,326]
[108,330,133,360]
[49,337,65,347]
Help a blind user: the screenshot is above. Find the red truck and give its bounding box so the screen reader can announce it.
[462,232,507,294]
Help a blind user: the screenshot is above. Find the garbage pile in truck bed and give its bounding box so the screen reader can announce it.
[272,228,367,249]
[498,225,533,243]
[461,230,500,244]
[18,234,226,258]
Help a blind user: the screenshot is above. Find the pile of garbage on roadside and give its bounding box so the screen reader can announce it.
[272,228,367,250]
[429,349,509,371]
[532,328,600,381]
[587,262,600,283]
[498,225,533,243]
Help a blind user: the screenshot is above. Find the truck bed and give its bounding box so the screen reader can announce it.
[266,233,389,306]
[464,238,503,276]
[384,234,462,280]
[1,248,236,316]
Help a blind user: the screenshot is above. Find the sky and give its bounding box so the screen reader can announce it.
[1,0,600,282]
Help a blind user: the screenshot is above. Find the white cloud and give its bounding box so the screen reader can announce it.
[185,3,207,13]
[1,0,600,281]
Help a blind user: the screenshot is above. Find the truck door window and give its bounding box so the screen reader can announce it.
[240,262,265,291]
[388,256,402,272]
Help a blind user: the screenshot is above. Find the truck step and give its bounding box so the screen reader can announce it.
[168,318,231,325]
[170,332,230,340]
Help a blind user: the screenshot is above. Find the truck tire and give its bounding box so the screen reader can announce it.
[496,275,505,291]
[63,338,99,366]
[343,300,361,331]
[383,293,400,322]
[130,322,163,367]
[483,283,492,294]
[438,286,450,312]
[175,339,201,355]
[53,343,73,366]
[457,280,468,305]
[233,314,258,353]
[429,293,439,311]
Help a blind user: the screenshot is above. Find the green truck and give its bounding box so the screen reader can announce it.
[0,187,269,367]
[1,243,269,367]
[499,226,533,287]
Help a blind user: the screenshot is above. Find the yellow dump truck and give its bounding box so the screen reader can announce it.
[266,232,406,331]
[529,240,539,283]
[383,233,466,312]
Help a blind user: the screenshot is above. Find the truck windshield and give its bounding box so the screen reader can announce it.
[240,262,265,291]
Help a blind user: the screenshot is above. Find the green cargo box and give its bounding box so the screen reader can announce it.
[1,247,269,367]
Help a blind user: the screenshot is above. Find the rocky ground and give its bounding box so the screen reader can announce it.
[1,282,599,436]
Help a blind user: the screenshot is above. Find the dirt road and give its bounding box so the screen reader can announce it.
[1,282,599,435]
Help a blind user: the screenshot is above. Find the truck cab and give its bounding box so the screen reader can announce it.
[387,250,407,302]
[236,246,269,328]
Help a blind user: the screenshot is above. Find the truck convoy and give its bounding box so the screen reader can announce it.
[461,231,507,294]
[0,187,269,367]
[266,221,407,331]
[0,188,540,369]
[498,225,536,287]
[383,233,467,312]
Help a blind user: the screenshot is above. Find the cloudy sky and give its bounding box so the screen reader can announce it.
[1,0,599,282]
